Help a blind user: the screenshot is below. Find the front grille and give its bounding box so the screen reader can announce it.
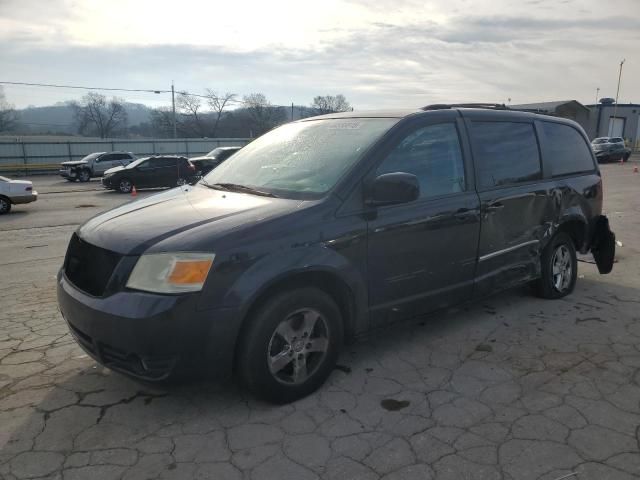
[64,233,122,297]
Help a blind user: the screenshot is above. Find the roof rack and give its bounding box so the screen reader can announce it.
[421,103,508,111]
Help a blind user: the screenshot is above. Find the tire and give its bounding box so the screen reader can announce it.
[623,153,630,162]
[78,169,91,182]
[534,232,577,299]
[176,178,187,187]
[118,178,133,194]
[237,287,344,403]
[0,196,11,214]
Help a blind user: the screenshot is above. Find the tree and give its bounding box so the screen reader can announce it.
[243,93,285,136]
[176,92,209,137]
[0,87,18,133]
[71,92,128,138]
[311,94,352,114]
[206,90,236,137]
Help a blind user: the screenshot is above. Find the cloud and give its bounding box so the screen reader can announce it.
[0,0,638,109]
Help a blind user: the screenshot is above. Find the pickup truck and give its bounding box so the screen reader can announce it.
[60,152,136,182]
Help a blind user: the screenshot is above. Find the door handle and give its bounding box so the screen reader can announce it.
[454,208,474,220]
[485,203,504,212]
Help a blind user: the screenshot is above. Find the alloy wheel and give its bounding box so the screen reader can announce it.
[552,244,572,292]
[267,308,330,385]
[119,179,132,193]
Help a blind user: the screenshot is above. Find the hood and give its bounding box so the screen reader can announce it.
[104,165,126,175]
[61,160,88,166]
[77,184,306,255]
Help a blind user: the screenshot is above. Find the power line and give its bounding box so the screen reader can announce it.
[0,80,168,94]
[0,80,243,102]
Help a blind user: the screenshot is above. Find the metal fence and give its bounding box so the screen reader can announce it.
[0,138,252,175]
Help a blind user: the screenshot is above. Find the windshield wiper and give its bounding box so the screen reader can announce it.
[212,183,278,198]
[200,179,228,191]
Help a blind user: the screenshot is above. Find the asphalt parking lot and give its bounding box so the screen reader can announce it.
[1,163,639,480]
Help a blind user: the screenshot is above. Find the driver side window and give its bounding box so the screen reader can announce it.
[376,123,465,199]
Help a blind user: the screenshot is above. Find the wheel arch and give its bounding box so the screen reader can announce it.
[232,268,360,372]
[556,215,589,254]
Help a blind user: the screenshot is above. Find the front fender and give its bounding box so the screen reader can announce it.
[197,242,369,334]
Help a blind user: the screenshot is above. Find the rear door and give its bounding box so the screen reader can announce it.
[465,115,547,297]
[366,114,481,326]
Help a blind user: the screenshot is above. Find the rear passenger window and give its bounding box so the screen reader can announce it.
[471,122,541,190]
[376,123,465,199]
[542,122,595,176]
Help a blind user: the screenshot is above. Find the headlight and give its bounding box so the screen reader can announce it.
[126,252,215,293]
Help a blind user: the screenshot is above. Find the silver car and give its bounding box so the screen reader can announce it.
[0,176,38,214]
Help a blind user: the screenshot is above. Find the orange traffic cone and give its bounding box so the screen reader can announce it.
[634,166,638,173]
[131,186,137,197]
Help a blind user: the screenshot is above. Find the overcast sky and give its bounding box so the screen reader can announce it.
[1,0,638,110]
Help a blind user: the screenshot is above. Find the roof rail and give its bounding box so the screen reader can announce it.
[421,103,508,111]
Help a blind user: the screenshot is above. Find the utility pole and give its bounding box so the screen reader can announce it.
[291,102,294,122]
[171,81,177,139]
[610,59,625,137]
[595,87,600,105]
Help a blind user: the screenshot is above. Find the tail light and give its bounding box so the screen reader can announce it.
[188,163,195,171]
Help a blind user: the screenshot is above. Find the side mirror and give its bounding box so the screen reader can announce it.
[366,172,420,206]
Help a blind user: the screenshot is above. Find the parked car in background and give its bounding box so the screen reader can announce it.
[101,155,196,193]
[591,137,631,162]
[0,176,38,214]
[190,146,242,176]
[59,105,615,403]
[60,152,137,182]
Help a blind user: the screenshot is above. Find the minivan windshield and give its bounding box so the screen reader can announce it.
[202,118,397,199]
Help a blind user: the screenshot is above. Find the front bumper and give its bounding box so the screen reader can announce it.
[101,176,116,189]
[57,270,241,381]
[60,169,77,179]
[11,192,38,204]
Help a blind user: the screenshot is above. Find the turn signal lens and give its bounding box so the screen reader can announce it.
[168,259,213,284]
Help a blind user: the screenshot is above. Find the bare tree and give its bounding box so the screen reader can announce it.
[0,87,18,133]
[205,90,236,137]
[150,107,176,138]
[72,92,128,138]
[243,93,285,136]
[176,92,208,137]
[311,94,352,114]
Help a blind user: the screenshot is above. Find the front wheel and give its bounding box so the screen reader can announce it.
[118,178,133,194]
[237,287,343,403]
[534,232,577,299]
[78,169,91,182]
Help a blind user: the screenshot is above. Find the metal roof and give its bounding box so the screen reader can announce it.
[509,100,590,113]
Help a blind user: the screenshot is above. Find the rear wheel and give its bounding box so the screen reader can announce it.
[237,287,343,403]
[176,178,187,187]
[0,196,11,214]
[118,178,133,194]
[623,152,630,162]
[534,232,577,299]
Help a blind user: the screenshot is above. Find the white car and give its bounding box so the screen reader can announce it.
[0,176,38,214]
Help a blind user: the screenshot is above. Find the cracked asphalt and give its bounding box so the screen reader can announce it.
[1,163,639,480]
